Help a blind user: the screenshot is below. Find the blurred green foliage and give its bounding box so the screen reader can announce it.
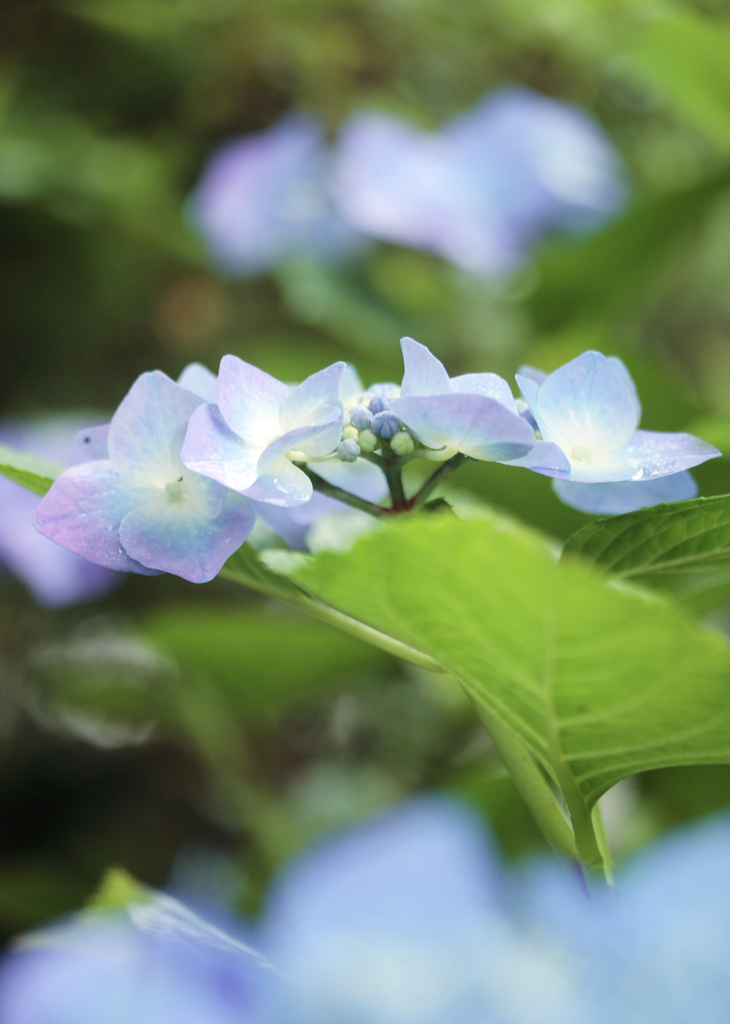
[4,0,730,936]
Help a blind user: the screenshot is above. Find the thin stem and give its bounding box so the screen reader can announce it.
[410,454,468,509]
[303,466,388,517]
[381,451,408,511]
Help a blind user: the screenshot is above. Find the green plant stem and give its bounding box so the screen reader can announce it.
[411,454,468,509]
[381,452,408,511]
[303,466,388,517]
[468,697,579,861]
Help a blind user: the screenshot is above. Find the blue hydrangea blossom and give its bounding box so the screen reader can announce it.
[333,87,625,275]
[189,113,366,276]
[33,371,255,583]
[515,351,720,514]
[181,357,347,507]
[390,336,567,469]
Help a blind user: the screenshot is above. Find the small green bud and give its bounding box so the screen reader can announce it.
[390,431,415,456]
[358,428,378,453]
[342,425,360,441]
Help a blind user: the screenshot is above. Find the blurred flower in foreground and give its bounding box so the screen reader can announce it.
[333,87,626,275]
[189,114,366,276]
[3,797,730,1022]
[0,894,273,1024]
[0,417,119,607]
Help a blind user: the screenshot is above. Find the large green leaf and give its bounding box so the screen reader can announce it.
[0,443,62,496]
[624,11,730,154]
[562,495,730,579]
[290,513,730,816]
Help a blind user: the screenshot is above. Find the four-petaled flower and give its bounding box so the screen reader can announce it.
[34,371,256,583]
[516,351,720,513]
[181,357,346,507]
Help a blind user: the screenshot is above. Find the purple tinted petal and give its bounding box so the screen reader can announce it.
[399,337,451,397]
[178,362,218,403]
[515,370,544,421]
[263,414,344,467]
[392,393,536,461]
[314,458,387,503]
[244,455,313,507]
[189,113,365,276]
[108,372,202,485]
[217,355,289,445]
[120,491,255,583]
[536,351,640,455]
[278,362,345,434]
[339,364,365,403]
[553,472,699,515]
[33,462,156,575]
[181,403,260,495]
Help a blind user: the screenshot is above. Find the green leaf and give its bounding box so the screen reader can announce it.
[290,513,730,817]
[562,494,730,580]
[88,867,150,911]
[528,169,730,332]
[0,443,63,496]
[624,11,730,154]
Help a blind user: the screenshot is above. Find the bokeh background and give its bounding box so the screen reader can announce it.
[3,0,730,943]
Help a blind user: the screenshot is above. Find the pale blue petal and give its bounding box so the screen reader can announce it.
[314,457,387,503]
[501,440,571,477]
[451,372,518,412]
[263,417,344,465]
[553,472,698,515]
[244,454,313,507]
[339,364,365,403]
[535,351,640,455]
[33,462,157,575]
[399,337,451,397]
[119,491,256,582]
[278,362,345,434]
[181,404,260,495]
[613,429,721,480]
[392,393,536,461]
[216,355,289,445]
[178,362,218,403]
[607,356,640,421]
[108,372,202,485]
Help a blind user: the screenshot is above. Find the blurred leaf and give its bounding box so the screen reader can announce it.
[143,604,389,713]
[562,494,730,579]
[624,11,730,154]
[529,168,730,332]
[0,443,61,496]
[290,512,730,817]
[687,414,730,454]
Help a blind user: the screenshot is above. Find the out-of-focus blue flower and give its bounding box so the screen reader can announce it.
[333,87,626,274]
[0,417,119,607]
[516,351,720,513]
[181,357,346,508]
[391,337,564,469]
[0,894,273,1024]
[189,114,366,276]
[34,372,255,583]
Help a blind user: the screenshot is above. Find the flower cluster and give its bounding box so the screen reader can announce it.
[30,341,719,584]
[189,87,626,277]
[3,795,730,1023]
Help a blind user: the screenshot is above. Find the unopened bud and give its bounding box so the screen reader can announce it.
[336,438,361,462]
[358,429,378,453]
[342,425,360,441]
[390,431,415,456]
[372,411,400,439]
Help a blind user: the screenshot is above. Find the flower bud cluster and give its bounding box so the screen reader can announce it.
[31,338,720,583]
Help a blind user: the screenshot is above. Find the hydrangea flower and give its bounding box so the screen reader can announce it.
[0,894,273,1024]
[515,351,720,514]
[333,87,625,275]
[189,114,366,276]
[390,337,566,469]
[0,417,119,607]
[180,357,347,507]
[34,371,255,583]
